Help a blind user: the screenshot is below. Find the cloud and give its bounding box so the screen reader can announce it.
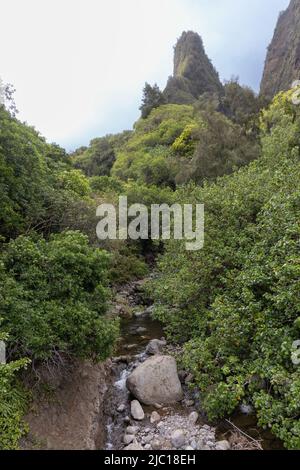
[0,0,290,150]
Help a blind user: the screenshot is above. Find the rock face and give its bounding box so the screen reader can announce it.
[260,0,300,99]
[126,355,183,405]
[164,31,223,104]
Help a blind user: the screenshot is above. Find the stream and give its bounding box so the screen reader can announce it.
[103,279,283,451]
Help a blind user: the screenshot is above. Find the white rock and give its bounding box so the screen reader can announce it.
[216,440,231,451]
[154,403,163,409]
[188,411,199,425]
[151,439,163,450]
[124,442,144,451]
[171,429,186,449]
[185,446,194,450]
[135,327,147,334]
[206,440,215,448]
[144,444,152,450]
[190,439,197,450]
[150,411,161,424]
[144,435,153,444]
[131,400,145,421]
[123,434,135,445]
[185,400,195,407]
[117,404,126,413]
[239,404,254,415]
[126,426,139,435]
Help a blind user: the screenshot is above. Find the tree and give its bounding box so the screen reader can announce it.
[140,83,166,119]
[0,77,18,116]
[0,231,119,363]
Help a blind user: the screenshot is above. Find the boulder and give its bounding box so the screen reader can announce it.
[126,355,183,405]
[146,339,167,355]
[130,400,145,421]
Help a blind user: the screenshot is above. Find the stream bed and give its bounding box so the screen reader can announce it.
[103,280,283,451]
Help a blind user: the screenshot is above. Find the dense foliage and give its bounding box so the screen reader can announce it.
[72,132,131,177]
[0,95,120,448]
[1,66,299,451]
[149,89,300,449]
[0,231,118,362]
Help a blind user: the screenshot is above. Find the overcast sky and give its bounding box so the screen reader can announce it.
[0,0,290,151]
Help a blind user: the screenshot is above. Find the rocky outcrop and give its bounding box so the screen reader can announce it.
[260,0,300,99]
[126,355,183,405]
[22,360,112,450]
[164,31,223,104]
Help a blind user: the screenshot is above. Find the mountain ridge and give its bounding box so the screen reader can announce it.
[260,0,300,98]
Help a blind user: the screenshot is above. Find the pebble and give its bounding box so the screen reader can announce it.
[126,426,139,435]
[150,411,161,424]
[216,440,231,451]
[188,411,199,425]
[123,435,135,445]
[131,400,145,421]
[151,439,163,450]
[117,404,126,413]
[171,429,186,449]
[185,400,195,407]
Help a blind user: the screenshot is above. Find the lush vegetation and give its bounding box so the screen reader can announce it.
[149,89,300,449]
[111,99,259,187]
[0,91,120,448]
[1,63,299,450]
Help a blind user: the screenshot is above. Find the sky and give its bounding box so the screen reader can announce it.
[0,0,290,151]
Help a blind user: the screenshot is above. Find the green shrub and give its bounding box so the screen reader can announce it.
[0,332,30,449]
[0,231,119,362]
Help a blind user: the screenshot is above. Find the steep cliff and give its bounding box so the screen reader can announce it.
[164,31,223,104]
[260,0,300,99]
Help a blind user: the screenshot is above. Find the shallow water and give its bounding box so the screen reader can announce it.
[117,312,165,356]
